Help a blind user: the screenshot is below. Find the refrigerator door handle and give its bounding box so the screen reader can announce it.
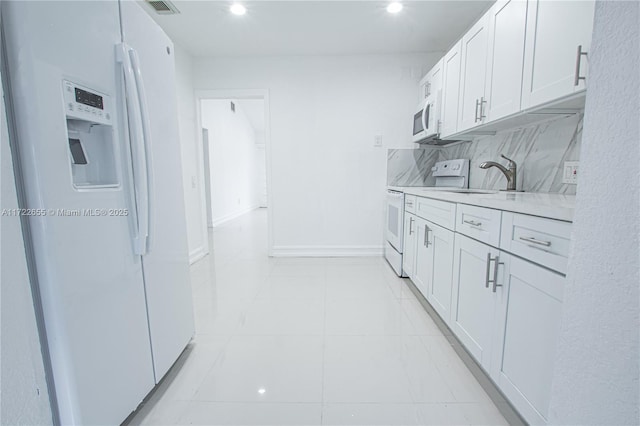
[117,43,149,255]
[128,47,154,253]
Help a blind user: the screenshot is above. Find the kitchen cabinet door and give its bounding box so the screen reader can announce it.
[420,59,444,102]
[426,222,455,325]
[521,0,595,109]
[457,14,490,132]
[485,0,528,122]
[451,233,503,370]
[419,74,429,102]
[429,59,444,100]
[440,41,462,138]
[402,213,417,279]
[413,217,431,297]
[491,253,564,425]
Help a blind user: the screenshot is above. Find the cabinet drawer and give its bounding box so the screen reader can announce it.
[500,212,571,274]
[404,195,417,214]
[415,197,456,230]
[456,204,502,247]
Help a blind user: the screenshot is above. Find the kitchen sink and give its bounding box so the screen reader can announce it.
[442,189,498,194]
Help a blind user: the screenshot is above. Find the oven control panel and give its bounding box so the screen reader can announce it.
[432,159,469,177]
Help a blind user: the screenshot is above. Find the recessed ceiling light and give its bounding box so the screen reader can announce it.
[387,2,403,14]
[230,3,246,15]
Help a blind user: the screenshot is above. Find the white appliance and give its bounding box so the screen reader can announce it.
[384,159,470,277]
[412,95,440,143]
[431,158,470,188]
[385,189,405,276]
[2,2,194,425]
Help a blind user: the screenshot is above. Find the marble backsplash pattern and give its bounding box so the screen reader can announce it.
[388,114,583,194]
[387,148,440,186]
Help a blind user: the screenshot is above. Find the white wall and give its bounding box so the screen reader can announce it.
[193,53,438,255]
[548,1,639,424]
[1,79,53,425]
[201,99,262,225]
[174,45,207,262]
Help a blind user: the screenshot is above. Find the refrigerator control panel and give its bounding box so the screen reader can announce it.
[63,80,112,126]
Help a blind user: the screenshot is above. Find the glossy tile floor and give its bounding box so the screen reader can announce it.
[128,209,510,425]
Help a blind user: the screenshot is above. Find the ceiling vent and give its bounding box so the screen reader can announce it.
[146,0,180,14]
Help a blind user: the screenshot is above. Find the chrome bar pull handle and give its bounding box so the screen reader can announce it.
[409,217,414,235]
[519,236,552,247]
[474,99,480,123]
[574,45,588,86]
[479,96,487,120]
[463,219,482,227]
[485,253,492,288]
[424,226,431,247]
[486,254,503,291]
[492,257,504,293]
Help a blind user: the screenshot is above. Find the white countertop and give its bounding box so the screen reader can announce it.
[388,186,575,222]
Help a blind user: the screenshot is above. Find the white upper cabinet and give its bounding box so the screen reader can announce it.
[440,41,463,138]
[521,0,595,109]
[485,0,528,122]
[457,14,490,132]
[419,59,444,102]
[419,74,429,102]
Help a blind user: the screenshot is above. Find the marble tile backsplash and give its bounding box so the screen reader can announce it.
[387,148,439,186]
[387,114,583,194]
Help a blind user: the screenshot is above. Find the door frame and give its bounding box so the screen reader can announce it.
[195,89,274,256]
[201,128,213,228]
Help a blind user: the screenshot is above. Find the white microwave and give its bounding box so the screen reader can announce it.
[412,93,440,143]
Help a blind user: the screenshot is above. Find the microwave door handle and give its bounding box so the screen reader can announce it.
[422,102,429,132]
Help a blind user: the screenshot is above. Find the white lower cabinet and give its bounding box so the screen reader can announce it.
[414,218,456,324]
[492,253,564,425]
[451,233,504,370]
[423,220,455,325]
[404,196,568,425]
[402,213,417,279]
[412,217,430,296]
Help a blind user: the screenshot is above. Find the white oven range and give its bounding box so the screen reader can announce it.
[384,158,470,276]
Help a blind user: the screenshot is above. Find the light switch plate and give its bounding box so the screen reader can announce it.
[374,134,383,147]
[562,161,579,184]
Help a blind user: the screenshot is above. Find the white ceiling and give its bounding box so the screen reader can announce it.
[144,1,494,57]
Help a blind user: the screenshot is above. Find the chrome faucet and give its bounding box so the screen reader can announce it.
[479,154,517,191]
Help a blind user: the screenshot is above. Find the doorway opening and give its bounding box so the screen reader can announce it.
[196,90,272,256]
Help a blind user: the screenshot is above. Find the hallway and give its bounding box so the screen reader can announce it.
[129,209,511,425]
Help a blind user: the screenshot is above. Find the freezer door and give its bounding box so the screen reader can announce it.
[1,2,155,425]
[120,0,195,381]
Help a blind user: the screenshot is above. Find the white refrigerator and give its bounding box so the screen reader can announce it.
[2,1,195,424]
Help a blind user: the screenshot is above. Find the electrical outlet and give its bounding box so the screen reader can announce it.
[562,161,579,184]
[374,134,383,147]
[191,176,197,189]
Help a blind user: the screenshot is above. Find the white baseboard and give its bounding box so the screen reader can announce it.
[189,246,208,264]
[211,206,259,228]
[271,245,384,257]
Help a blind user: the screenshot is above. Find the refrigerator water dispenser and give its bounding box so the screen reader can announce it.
[63,80,119,188]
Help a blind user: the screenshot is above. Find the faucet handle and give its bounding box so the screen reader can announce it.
[500,154,516,168]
